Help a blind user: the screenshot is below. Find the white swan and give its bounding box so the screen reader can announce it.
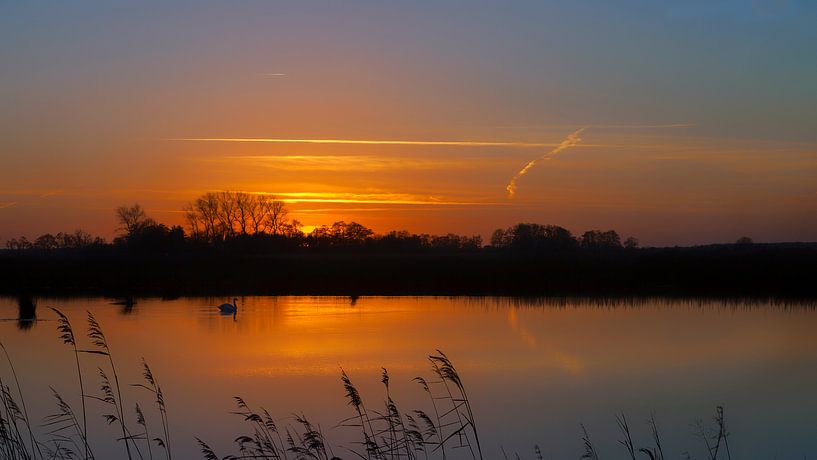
[218,298,238,314]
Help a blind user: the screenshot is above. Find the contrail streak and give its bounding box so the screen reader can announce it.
[506,127,587,198]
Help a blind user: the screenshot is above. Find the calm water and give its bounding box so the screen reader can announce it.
[1,296,816,459]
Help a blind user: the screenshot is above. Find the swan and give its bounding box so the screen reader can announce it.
[218,298,238,314]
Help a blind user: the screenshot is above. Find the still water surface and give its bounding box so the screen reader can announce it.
[1,296,816,459]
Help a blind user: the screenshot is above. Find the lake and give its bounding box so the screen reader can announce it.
[1,296,815,459]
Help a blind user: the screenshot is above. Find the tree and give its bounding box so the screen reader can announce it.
[34,233,59,250]
[115,204,156,238]
[308,221,376,248]
[623,236,639,249]
[278,219,304,239]
[127,224,185,251]
[183,191,292,242]
[217,191,239,237]
[6,230,102,250]
[56,229,95,248]
[260,195,288,235]
[5,236,32,250]
[735,236,754,245]
[490,223,577,250]
[580,230,622,250]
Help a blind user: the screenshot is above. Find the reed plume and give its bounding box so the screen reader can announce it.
[52,308,90,460]
[580,424,599,460]
[132,359,173,459]
[85,312,133,460]
[429,350,481,459]
[616,412,636,460]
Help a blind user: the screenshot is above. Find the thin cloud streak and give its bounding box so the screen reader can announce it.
[167,137,652,149]
[169,137,567,148]
[251,191,499,206]
[491,122,694,130]
[0,201,18,210]
[211,155,497,171]
[506,127,587,198]
[592,123,695,129]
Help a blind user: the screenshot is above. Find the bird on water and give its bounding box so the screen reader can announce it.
[218,298,238,314]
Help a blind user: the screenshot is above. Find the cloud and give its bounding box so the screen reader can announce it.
[506,127,587,198]
[261,73,286,77]
[489,122,693,131]
[0,201,18,210]
[251,191,498,206]
[591,123,695,129]
[208,155,495,171]
[169,137,566,148]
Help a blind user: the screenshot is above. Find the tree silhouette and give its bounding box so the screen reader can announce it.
[184,192,291,242]
[580,230,622,249]
[116,204,156,239]
[490,223,577,250]
[735,236,754,245]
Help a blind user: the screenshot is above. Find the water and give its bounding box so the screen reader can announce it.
[1,296,816,459]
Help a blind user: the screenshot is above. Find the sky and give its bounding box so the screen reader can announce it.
[1,0,816,246]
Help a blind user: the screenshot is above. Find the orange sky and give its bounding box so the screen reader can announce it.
[1,2,816,245]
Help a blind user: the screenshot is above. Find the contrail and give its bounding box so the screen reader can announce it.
[506,127,587,198]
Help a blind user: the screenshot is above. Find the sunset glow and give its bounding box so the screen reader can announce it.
[2,4,817,459]
[1,2,815,245]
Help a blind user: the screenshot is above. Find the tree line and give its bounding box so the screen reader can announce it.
[5,230,106,250]
[4,190,690,253]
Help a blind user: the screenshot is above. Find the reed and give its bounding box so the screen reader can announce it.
[0,377,33,459]
[694,406,732,460]
[51,308,90,460]
[580,424,599,460]
[135,403,152,460]
[428,351,481,460]
[85,311,134,460]
[230,396,288,459]
[42,388,91,459]
[639,411,664,460]
[615,412,635,460]
[0,341,41,460]
[132,359,173,460]
[413,378,444,459]
[339,368,380,460]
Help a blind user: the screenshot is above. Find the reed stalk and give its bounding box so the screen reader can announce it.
[52,308,90,460]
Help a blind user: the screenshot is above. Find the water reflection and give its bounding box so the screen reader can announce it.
[0,296,815,459]
[110,297,137,315]
[16,295,36,330]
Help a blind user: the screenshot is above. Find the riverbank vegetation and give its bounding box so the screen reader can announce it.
[1,194,815,298]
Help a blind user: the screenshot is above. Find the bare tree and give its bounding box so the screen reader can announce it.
[234,192,252,235]
[260,195,287,235]
[115,204,156,238]
[188,193,222,241]
[183,203,202,239]
[217,191,239,237]
[183,191,291,241]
